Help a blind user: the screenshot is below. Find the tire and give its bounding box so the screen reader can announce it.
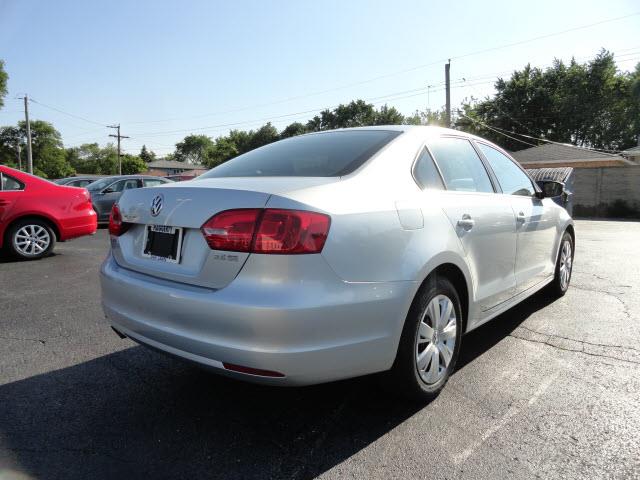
[388,275,463,401]
[547,231,574,298]
[6,218,56,260]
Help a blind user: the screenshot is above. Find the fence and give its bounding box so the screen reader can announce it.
[572,165,640,219]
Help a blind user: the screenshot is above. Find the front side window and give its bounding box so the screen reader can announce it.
[201,130,402,178]
[87,178,115,192]
[427,137,494,193]
[477,143,535,196]
[1,173,24,191]
[413,148,444,190]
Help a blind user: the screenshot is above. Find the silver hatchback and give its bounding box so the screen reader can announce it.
[100,126,574,400]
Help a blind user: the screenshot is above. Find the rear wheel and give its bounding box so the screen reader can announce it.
[389,276,463,401]
[7,219,56,260]
[548,231,573,297]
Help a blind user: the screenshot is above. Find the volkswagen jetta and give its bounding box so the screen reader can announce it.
[100,126,574,399]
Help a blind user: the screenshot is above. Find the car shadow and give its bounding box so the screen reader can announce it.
[0,251,59,264]
[457,289,556,369]
[0,290,555,479]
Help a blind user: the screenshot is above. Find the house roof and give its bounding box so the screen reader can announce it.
[147,160,205,170]
[622,145,640,154]
[511,143,624,164]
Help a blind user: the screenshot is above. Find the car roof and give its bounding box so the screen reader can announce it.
[303,124,481,141]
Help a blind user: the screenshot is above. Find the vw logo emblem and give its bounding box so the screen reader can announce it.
[150,194,164,217]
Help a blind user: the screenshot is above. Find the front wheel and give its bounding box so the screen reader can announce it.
[548,231,574,297]
[389,276,463,401]
[7,219,56,260]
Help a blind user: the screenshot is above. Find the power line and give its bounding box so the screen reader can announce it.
[28,98,107,127]
[458,112,539,148]
[458,111,622,154]
[122,12,640,126]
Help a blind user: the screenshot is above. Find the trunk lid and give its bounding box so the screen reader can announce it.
[111,177,337,289]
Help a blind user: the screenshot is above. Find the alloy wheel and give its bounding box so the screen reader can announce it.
[13,224,51,257]
[415,294,457,384]
[559,240,573,290]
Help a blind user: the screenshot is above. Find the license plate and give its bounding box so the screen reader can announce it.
[142,225,183,263]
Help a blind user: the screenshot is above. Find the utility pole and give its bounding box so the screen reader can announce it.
[23,95,33,174]
[445,60,451,128]
[108,124,129,175]
[16,142,22,171]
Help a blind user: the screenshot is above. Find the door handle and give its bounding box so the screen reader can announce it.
[457,214,475,231]
[0,200,9,206]
[516,212,526,225]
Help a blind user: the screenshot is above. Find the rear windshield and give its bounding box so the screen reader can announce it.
[201,130,402,178]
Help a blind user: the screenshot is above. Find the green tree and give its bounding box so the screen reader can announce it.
[0,120,74,177]
[247,122,279,151]
[121,154,148,174]
[306,100,377,131]
[0,60,8,111]
[174,134,214,164]
[404,108,448,126]
[373,105,405,125]
[204,136,238,168]
[279,122,307,139]
[139,144,156,163]
[456,51,640,151]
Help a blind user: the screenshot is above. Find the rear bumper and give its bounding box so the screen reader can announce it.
[100,254,415,386]
[59,211,97,240]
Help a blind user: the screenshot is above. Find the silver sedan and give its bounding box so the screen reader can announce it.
[100,126,574,400]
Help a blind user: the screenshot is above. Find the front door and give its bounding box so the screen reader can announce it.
[426,137,518,315]
[475,142,556,294]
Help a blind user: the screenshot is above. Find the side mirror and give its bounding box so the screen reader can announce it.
[102,187,115,194]
[536,180,564,199]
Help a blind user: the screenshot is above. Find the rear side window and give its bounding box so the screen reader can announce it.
[413,148,444,190]
[123,179,140,190]
[477,143,535,196]
[428,137,494,193]
[1,173,24,191]
[70,179,91,187]
[201,130,402,178]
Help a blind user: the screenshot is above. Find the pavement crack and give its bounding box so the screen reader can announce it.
[570,284,633,321]
[0,335,46,345]
[515,325,640,354]
[508,332,640,366]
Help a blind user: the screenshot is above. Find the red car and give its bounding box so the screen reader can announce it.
[0,165,97,260]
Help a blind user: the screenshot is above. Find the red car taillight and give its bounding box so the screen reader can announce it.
[109,204,130,236]
[200,208,330,254]
[200,209,260,252]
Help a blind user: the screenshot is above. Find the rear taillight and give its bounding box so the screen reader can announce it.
[109,204,131,236]
[200,208,330,254]
[200,209,260,252]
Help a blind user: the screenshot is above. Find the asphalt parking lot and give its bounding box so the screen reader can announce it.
[1,220,639,480]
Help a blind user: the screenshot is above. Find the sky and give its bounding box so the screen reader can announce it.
[0,0,638,157]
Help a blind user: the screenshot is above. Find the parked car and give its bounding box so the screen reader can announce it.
[0,165,97,260]
[100,126,574,400]
[54,175,105,188]
[86,175,172,223]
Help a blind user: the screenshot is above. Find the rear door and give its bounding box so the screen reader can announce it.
[0,172,24,223]
[476,142,557,294]
[425,137,518,312]
[94,178,141,220]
